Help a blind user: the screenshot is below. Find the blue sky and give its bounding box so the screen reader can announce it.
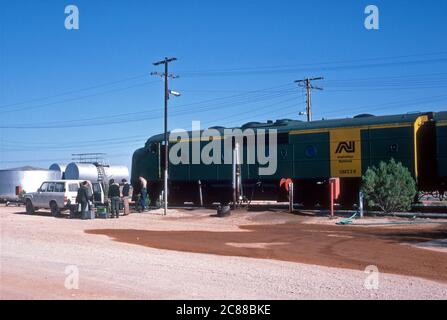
[1,0,447,170]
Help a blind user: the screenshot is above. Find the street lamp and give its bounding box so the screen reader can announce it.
[169,90,181,97]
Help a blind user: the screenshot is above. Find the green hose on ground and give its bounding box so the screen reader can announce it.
[335,213,447,226]
[336,212,358,225]
[348,221,447,226]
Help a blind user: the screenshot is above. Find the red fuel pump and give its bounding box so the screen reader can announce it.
[329,178,340,218]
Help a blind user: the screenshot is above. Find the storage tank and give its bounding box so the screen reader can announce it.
[64,162,129,183]
[104,165,129,183]
[49,163,67,179]
[64,163,99,181]
[0,166,60,202]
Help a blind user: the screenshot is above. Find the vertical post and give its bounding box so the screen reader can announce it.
[288,182,294,213]
[359,191,364,219]
[152,57,177,216]
[329,180,334,218]
[163,59,169,216]
[305,79,311,122]
[232,143,238,209]
[236,143,242,201]
[198,180,203,207]
[294,77,323,122]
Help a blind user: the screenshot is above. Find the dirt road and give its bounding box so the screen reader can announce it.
[1,205,447,299]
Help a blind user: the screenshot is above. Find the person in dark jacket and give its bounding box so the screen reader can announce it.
[108,179,121,218]
[121,179,131,216]
[76,181,90,215]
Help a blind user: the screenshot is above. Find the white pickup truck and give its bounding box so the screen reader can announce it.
[24,180,104,216]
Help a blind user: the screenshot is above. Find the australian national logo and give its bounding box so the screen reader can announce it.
[335,141,356,154]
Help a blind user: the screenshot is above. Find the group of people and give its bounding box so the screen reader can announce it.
[75,176,148,218]
[107,178,132,218]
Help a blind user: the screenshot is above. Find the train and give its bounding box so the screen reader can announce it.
[131,111,447,207]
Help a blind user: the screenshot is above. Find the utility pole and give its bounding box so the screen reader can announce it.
[151,57,178,216]
[295,77,324,122]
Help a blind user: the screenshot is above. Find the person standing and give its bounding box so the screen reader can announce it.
[139,176,148,212]
[76,181,90,217]
[121,179,132,216]
[85,180,94,211]
[108,179,121,218]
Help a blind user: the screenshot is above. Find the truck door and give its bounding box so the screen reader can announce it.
[35,182,49,207]
[45,182,56,207]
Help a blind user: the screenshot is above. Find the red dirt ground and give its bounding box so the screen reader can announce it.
[86,221,447,283]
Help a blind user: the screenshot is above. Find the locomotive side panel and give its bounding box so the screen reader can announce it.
[361,125,416,177]
[436,115,447,180]
[290,132,330,179]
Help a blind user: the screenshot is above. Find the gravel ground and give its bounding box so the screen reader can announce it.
[1,205,446,300]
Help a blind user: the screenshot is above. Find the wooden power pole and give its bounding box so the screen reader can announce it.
[295,77,324,122]
[151,57,178,215]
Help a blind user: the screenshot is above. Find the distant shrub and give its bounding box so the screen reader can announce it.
[361,159,416,213]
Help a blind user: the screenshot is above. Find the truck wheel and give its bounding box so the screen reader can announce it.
[25,199,35,215]
[50,201,60,217]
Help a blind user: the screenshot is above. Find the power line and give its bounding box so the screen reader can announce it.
[1,80,160,114]
[178,54,447,78]
[0,90,298,129]
[3,52,447,112]
[200,96,305,128]
[0,73,150,109]
[177,51,447,75]
[1,96,303,152]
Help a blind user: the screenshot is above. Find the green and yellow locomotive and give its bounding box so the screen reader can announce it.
[131,111,446,207]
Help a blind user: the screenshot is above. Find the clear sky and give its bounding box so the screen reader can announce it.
[1,0,447,170]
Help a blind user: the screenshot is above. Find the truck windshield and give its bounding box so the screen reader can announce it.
[39,182,49,192]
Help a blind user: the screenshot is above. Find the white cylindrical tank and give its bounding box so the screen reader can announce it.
[0,166,60,201]
[104,165,129,183]
[64,162,99,181]
[64,162,129,183]
[49,163,67,179]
